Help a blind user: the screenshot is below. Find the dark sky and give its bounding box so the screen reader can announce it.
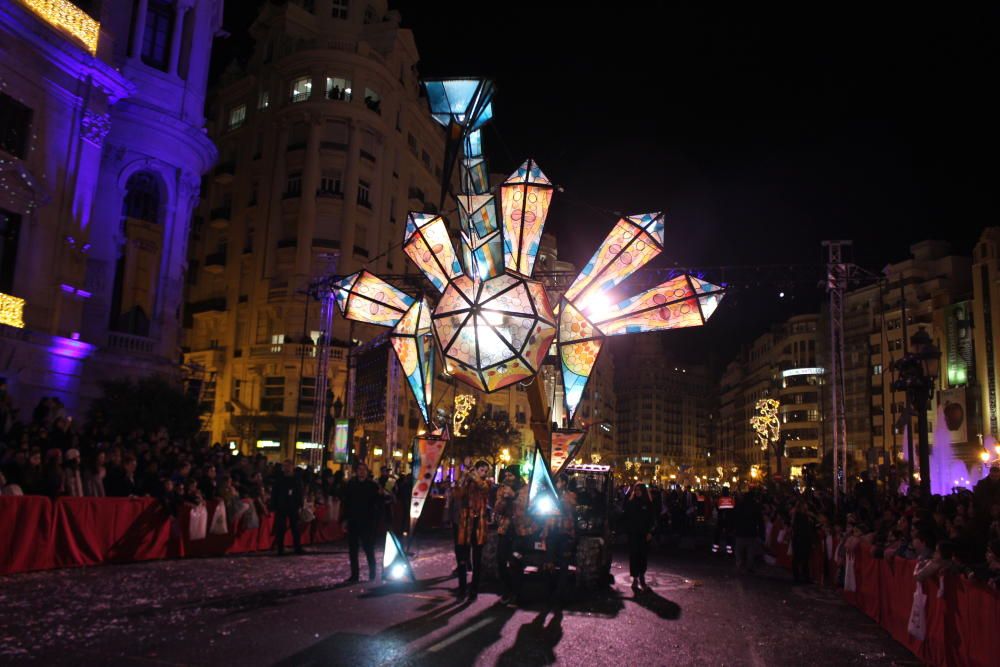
[215,2,998,368]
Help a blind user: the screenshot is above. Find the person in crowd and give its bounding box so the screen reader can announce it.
[974,463,1000,518]
[271,460,305,556]
[624,481,656,591]
[105,454,140,497]
[63,448,83,497]
[453,460,492,598]
[543,473,577,599]
[342,462,380,582]
[493,465,524,605]
[791,500,815,584]
[732,491,764,573]
[43,448,65,497]
[914,540,961,582]
[964,539,1000,588]
[82,451,106,497]
[713,487,735,555]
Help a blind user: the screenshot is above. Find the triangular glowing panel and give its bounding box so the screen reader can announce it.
[382,531,414,582]
[501,159,553,276]
[563,212,665,311]
[558,300,605,422]
[690,276,726,321]
[528,445,561,517]
[458,194,504,280]
[550,429,587,475]
[403,212,463,293]
[390,299,435,424]
[464,128,483,158]
[424,79,495,130]
[461,156,490,195]
[431,274,556,393]
[592,275,727,337]
[333,271,414,327]
[409,431,448,535]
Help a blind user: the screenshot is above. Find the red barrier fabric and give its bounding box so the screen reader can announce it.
[839,544,1000,667]
[0,496,55,574]
[0,496,346,576]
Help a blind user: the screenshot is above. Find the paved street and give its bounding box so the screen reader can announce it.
[0,534,916,666]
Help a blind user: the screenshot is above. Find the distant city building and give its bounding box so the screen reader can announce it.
[849,241,976,471]
[0,0,221,415]
[971,229,1000,443]
[615,336,713,485]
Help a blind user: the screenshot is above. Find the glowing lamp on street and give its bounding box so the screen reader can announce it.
[382,531,414,583]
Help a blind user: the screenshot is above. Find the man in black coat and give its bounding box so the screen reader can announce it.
[731,492,764,573]
[342,462,381,582]
[271,460,304,555]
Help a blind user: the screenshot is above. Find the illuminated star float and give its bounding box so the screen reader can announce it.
[331,78,727,430]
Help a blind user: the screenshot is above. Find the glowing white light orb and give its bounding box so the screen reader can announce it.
[536,496,555,514]
[390,564,407,580]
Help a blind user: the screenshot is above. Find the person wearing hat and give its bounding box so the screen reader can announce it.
[453,460,492,598]
[494,465,523,604]
[974,463,1000,519]
[63,448,83,497]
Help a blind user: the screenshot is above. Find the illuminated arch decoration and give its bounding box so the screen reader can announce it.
[383,530,415,582]
[329,77,726,431]
[527,445,561,517]
[751,398,781,451]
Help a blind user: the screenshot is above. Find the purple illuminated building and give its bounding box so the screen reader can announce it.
[0,0,223,415]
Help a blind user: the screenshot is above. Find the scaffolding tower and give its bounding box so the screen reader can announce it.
[823,240,851,505]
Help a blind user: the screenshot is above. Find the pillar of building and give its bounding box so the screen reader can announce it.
[295,116,322,287]
[129,0,149,59]
[339,120,362,274]
[263,122,290,280]
[168,1,192,77]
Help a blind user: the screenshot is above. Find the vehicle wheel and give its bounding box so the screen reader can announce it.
[575,536,605,590]
[481,532,499,581]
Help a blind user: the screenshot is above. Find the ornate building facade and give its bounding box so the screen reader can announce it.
[0,0,221,415]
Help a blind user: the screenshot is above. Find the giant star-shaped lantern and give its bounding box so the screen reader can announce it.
[331,78,727,428]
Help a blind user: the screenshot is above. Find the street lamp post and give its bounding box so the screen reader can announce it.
[891,328,940,496]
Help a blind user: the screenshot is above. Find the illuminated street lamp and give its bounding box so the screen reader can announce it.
[892,328,940,496]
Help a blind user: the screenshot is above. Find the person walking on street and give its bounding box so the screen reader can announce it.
[272,460,305,556]
[791,500,815,584]
[454,460,492,599]
[494,465,523,605]
[624,482,656,591]
[732,491,764,573]
[342,462,381,582]
[713,487,735,555]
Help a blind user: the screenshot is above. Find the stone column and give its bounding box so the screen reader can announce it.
[294,117,322,287]
[264,122,290,279]
[168,2,192,76]
[338,121,361,275]
[130,0,149,59]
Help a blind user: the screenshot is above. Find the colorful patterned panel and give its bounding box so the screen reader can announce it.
[490,315,536,354]
[550,429,587,475]
[522,319,556,372]
[524,280,556,325]
[434,311,469,352]
[403,213,463,293]
[458,194,499,239]
[479,273,521,303]
[475,315,518,367]
[560,337,603,422]
[448,364,486,392]
[332,273,360,316]
[563,213,665,309]
[410,433,449,534]
[446,322,480,367]
[689,276,726,321]
[436,276,474,315]
[470,232,505,280]
[594,275,709,337]
[424,79,494,128]
[483,360,534,391]
[501,160,553,276]
[390,299,435,424]
[559,300,602,343]
[461,157,490,195]
[339,270,414,327]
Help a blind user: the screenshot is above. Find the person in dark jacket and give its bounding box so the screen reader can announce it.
[624,482,656,590]
[791,500,815,584]
[342,462,381,581]
[271,460,304,556]
[731,492,764,573]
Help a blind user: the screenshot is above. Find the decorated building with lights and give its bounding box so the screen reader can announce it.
[0,0,221,414]
[973,228,1000,448]
[718,314,825,481]
[181,0,456,457]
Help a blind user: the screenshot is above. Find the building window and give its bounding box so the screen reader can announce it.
[262,376,285,412]
[141,0,174,71]
[357,180,371,208]
[0,93,32,159]
[301,0,315,13]
[258,90,270,110]
[299,376,316,410]
[227,104,246,130]
[232,378,242,402]
[363,4,376,23]
[319,172,342,196]
[326,76,351,101]
[121,172,161,223]
[285,172,302,198]
[407,132,417,155]
[872,363,882,375]
[270,333,285,352]
[249,181,259,206]
[290,76,312,103]
[0,209,21,294]
[363,88,381,114]
[331,0,348,19]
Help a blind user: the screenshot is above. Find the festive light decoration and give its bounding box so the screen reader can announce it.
[0,292,26,329]
[528,445,561,517]
[549,428,587,475]
[751,398,781,451]
[20,0,100,54]
[328,77,726,429]
[382,530,414,582]
[409,426,449,536]
[452,394,475,434]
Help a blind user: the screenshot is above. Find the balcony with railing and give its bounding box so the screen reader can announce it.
[106,331,156,356]
[209,206,231,229]
[214,161,235,184]
[204,251,227,274]
[249,343,318,358]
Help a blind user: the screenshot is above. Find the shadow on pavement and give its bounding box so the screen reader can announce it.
[357,574,453,598]
[631,587,682,620]
[495,608,563,667]
[408,603,519,666]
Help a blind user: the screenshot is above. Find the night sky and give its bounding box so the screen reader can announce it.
[214,2,998,368]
